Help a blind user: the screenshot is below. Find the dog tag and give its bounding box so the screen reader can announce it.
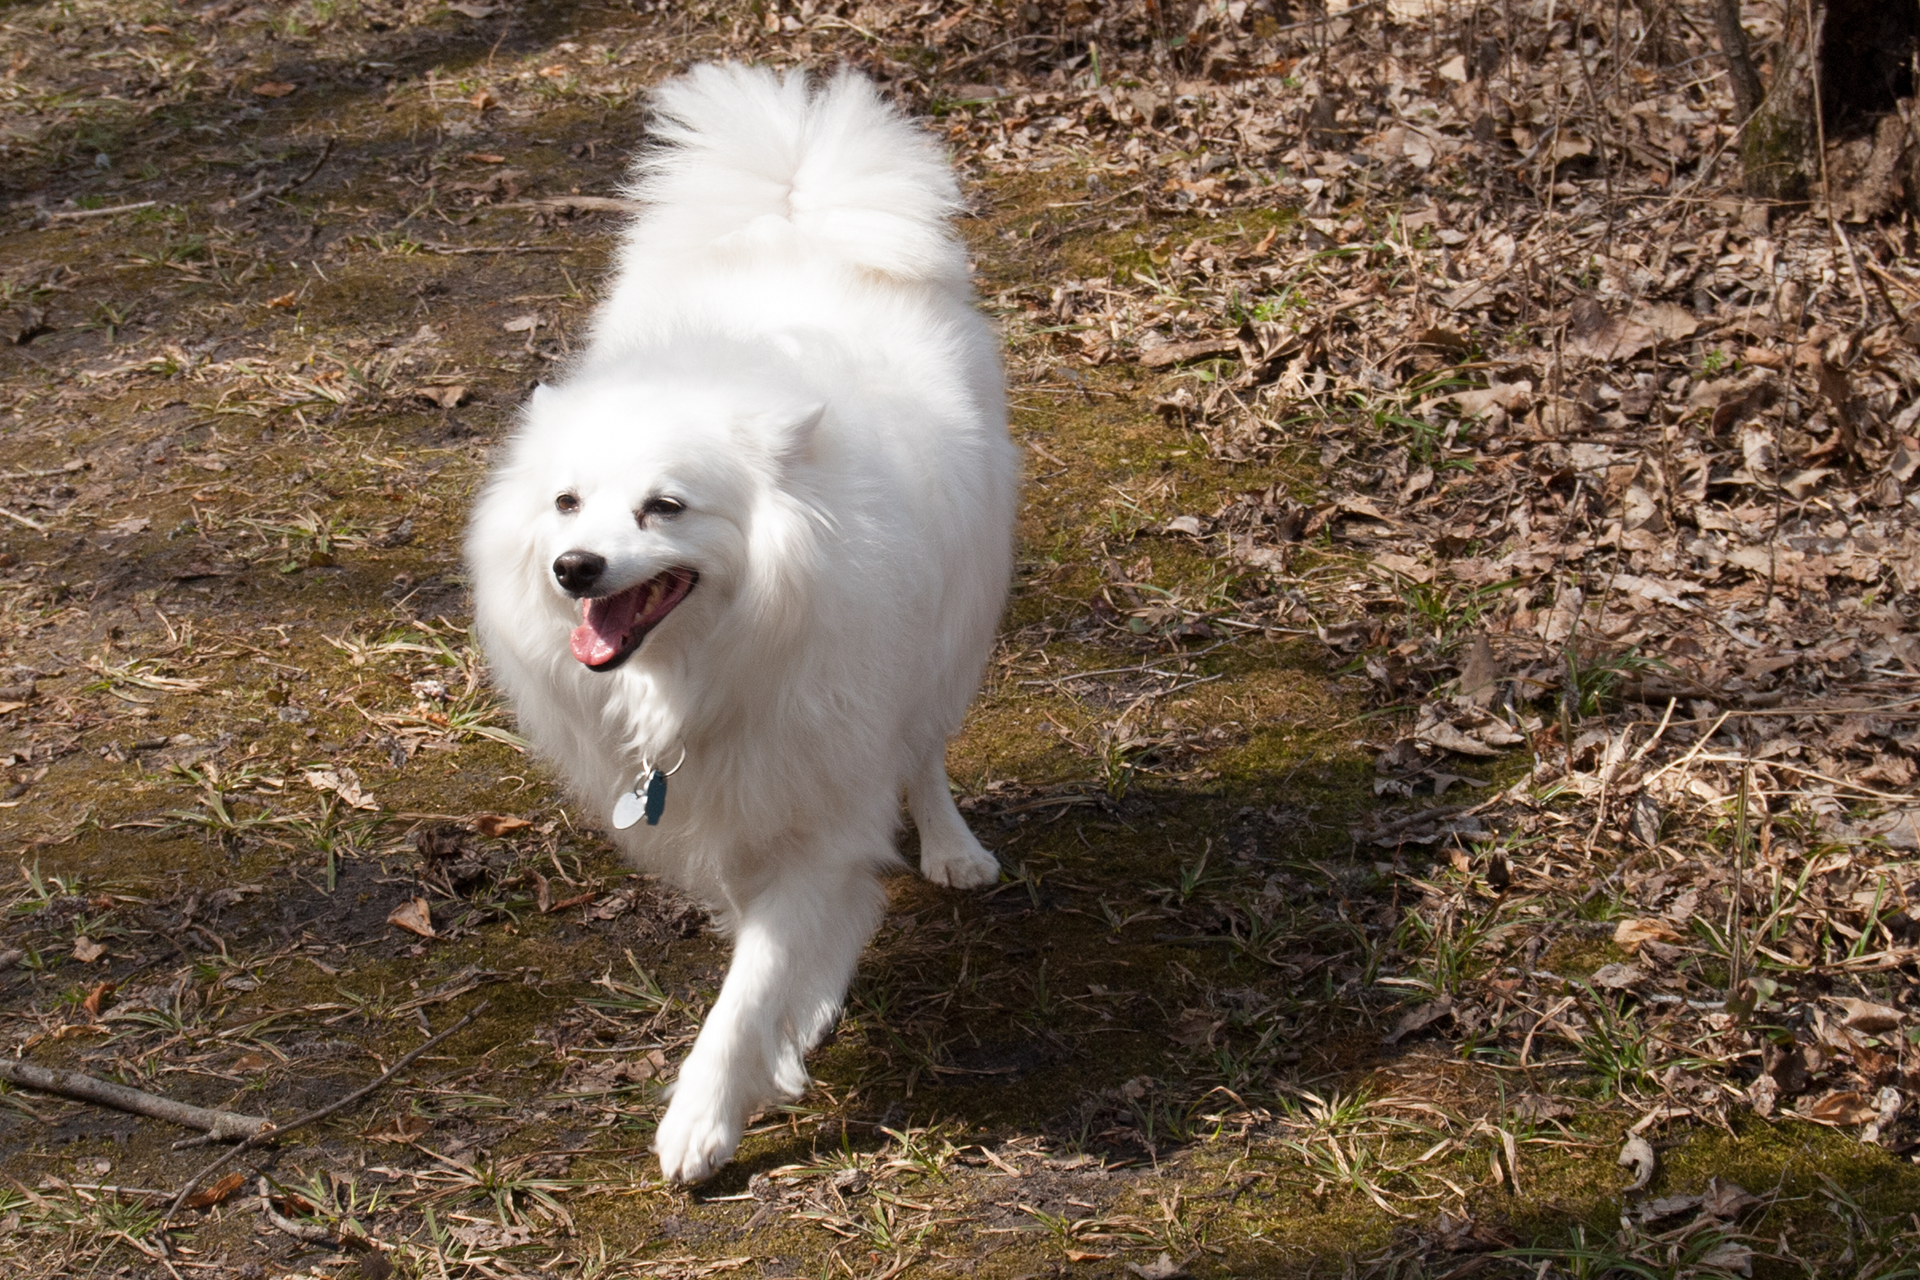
[611,769,669,830]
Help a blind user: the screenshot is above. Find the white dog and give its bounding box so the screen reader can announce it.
[465,64,1018,1183]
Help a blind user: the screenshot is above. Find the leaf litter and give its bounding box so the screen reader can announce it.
[0,0,1919,1277]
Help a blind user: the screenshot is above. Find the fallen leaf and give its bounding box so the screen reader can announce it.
[1698,1242,1754,1274]
[104,514,149,536]
[1699,1177,1758,1220]
[80,981,115,1015]
[303,767,378,811]
[1139,336,1239,367]
[1373,552,1432,582]
[1803,1090,1876,1126]
[417,384,468,409]
[264,291,298,308]
[1639,1193,1701,1222]
[360,1114,431,1143]
[474,813,530,837]
[186,1171,248,1209]
[1510,1093,1572,1122]
[502,313,543,333]
[1588,962,1643,990]
[1383,995,1453,1045]
[72,937,106,963]
[1617,1134,1656,1190]
[1832,996,1902,1035]
[465,152,507,164]
[1127,1254,1190,1280]
[387,897,435,939]
[449,2,502,16]
[1614,918,1684,951]
[251,81,298,98]
[1451,379,1532,417]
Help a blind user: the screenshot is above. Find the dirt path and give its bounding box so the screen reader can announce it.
[3,2,1919,1277]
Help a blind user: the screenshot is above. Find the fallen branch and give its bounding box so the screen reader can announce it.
[0,1059,270,1141]
[257,1177,336,1244]
[157,1000,487,1235]
[42,200,159,222]
[226,136,335,210]
[414,240,575,255]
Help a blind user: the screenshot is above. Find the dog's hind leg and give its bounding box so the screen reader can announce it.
[908,749,1000,889]
[654,859,884,1184]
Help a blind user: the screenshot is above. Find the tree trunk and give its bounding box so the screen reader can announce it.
[1740,0,1820,201]
[1711,0,1763,122]
[1732,0,1920,203]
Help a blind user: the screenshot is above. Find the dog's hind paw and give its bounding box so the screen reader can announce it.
[919,831,1000,890]
[654,1093,743,1184]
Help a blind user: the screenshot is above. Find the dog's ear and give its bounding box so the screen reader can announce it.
[755,401,826,471]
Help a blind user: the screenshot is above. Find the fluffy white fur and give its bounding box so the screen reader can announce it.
[465,63,1019,1184]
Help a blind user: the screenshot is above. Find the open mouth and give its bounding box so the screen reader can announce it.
[569,569,698,671]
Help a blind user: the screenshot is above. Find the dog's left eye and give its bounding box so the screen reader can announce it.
[555,493,580,514]
[637,496,685,523]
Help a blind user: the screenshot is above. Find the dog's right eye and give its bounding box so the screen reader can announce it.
[554,493,580,514]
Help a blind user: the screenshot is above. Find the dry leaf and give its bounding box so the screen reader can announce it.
[1832,997,1902,1035]
[303,768,378,811]
[1383,994,1452,1045]
[1614,918,1684,951]
[1126,1254,1189,1280]
[1588,963,1642,990]
[387,897,436,938]
[1139,336,1240,367]
[1803,1089,1876,1126]
[418,384,468,409]
[251,81,298,98]
[1617,1134,1656,1190]
[474,813,531,837]
[265,291,298,308]
[502,313,543,333]
[185,1171,248,1210]
[360,1114,431,1143]
[465,152,507,164]
[72,936,105,963]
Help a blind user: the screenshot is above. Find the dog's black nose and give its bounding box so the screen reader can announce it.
[552,550,606,595]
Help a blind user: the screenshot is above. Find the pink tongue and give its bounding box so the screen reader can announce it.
[568,589,642,666]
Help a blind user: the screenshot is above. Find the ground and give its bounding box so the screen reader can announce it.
[3,2,1920,1278]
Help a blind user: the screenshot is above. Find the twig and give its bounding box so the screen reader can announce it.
[256,1177,335,1244]
[0,1060,270,1141]
[229,137,335,209]
[496,195,641,214]
[157,1001,487,1235]
[0,507,48,531]
[414,241,575,255]
[43,200,159,222]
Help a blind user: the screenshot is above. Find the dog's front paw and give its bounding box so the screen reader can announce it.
[920,829,1000,889]
[654,1088,744,1184]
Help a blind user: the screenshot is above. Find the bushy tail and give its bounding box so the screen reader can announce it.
[625,64,966,286]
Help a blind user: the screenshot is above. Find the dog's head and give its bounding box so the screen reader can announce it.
[504,376,823,673]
